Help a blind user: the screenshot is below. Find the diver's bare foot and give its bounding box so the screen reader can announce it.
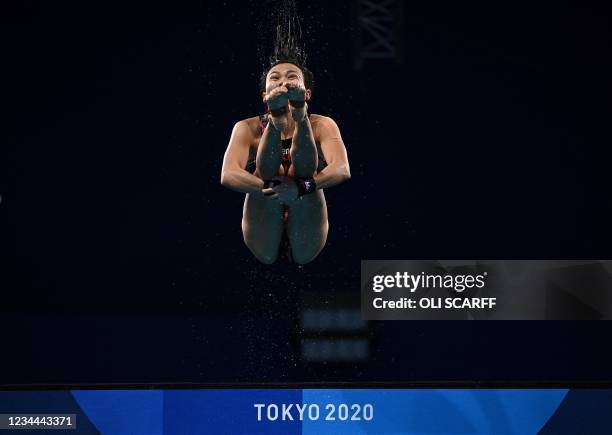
[287,83,307,122]
[265,85,290,131]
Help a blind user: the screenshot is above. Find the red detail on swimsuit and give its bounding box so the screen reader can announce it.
[281,139,292,176]
[281,154,291,176]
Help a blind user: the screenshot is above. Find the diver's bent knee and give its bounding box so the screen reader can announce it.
[245,239,279,264]
[244,242,278,264]
[255,252,278,265]
[242,223,280,264]
[294,256,315,265]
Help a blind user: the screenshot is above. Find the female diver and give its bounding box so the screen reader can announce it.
[220,54,351,264]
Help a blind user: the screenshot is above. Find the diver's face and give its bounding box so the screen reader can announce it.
[264,63,311,100]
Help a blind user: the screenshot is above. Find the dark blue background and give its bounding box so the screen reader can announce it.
[1,1,611,384]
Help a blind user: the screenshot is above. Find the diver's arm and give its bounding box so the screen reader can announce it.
[221,167,265,195]
[220,121,271,196]
[313,116,351,189]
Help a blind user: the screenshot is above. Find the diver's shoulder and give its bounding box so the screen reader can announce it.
[239,115,263,126]
[235,116,263,137]
[310,113,339,126]
[309,113,327,130]
[309,113,328,123]
[310,114,340,137]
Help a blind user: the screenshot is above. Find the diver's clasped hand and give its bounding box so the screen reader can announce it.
[261,176,299,203]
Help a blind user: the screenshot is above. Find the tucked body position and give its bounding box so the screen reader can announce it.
[220,57,350,264]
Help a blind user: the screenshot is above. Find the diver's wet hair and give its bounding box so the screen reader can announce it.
[259,24,314,99]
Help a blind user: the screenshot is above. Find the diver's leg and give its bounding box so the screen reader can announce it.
[255,123,282,180]
[286,191,328,264]
[285,115,326,264]
[246,122,287,264]
[242,193,285,264]
[289,117,318,178]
